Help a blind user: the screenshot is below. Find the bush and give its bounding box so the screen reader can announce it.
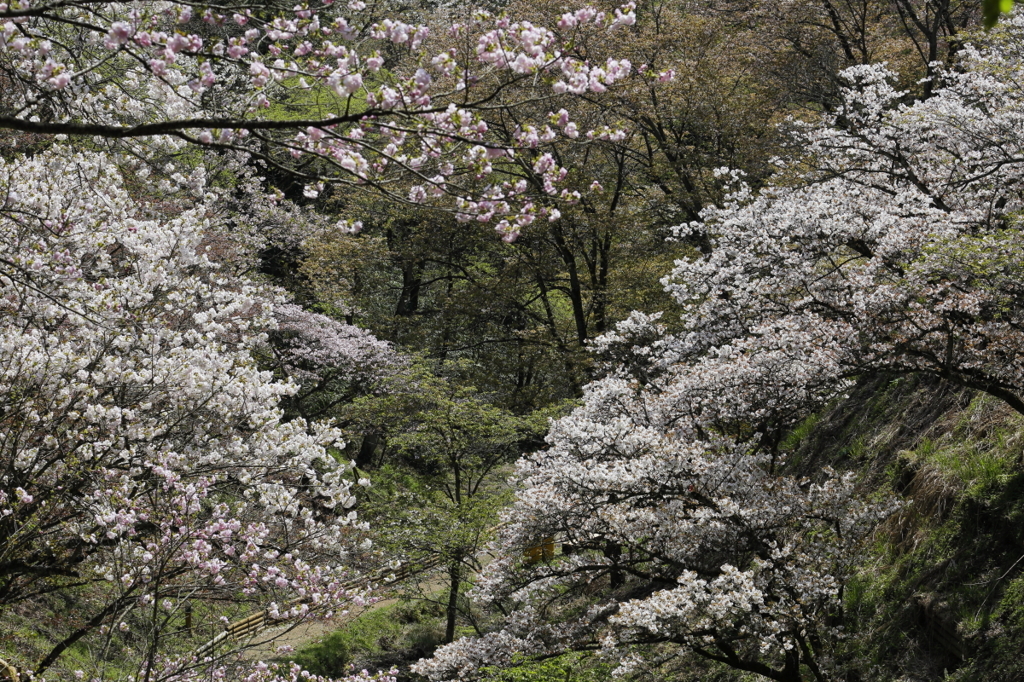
[288,631,352,678]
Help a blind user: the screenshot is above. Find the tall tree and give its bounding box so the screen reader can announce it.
[345,361,547,643]
[0,147,381,680]
[417,15,1024,682]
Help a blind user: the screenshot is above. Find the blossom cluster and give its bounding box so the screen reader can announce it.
[273,303,400,385]
[0,147,372,680]
[1,0,640,240]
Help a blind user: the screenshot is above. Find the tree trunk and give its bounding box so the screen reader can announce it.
[550,226,588,346]
[355,432,380,469]
[395,261,421,317]
[605,540,624,589]
[444,561,461,644]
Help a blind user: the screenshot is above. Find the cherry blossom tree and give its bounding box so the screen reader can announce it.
[416,14,1024,682]
[0,0,645,240]
[0,145,384,681]
[413,312,894,682]
[667,17,1024,416]
[269,303,403,421]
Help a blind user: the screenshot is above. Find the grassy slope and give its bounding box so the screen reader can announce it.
[791,373,1024,682]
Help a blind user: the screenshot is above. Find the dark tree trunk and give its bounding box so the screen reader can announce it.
[395,261,421,316]
[355,432,380,469]
[444,561,461,644]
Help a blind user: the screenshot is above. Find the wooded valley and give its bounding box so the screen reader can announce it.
[3,0,1024,680]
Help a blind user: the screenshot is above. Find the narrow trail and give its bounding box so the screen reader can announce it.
[215,533,512,663]
[241,571,450,661]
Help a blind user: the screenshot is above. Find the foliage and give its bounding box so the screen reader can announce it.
[794,377,1024,681]
[285,599,450,678]
[0,0,671,676]
[415,338,894,681]
[347,360,550,643]
[985,0,1015,27]
[289,630,355,677]
[479,652,614,682]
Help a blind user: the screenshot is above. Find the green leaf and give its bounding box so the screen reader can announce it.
[985,0,1014,29]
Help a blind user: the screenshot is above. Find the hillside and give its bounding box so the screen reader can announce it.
[5,0,1024,680]
[791,374,1024,681]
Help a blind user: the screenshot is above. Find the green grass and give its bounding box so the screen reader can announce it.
[479,652,614,682]
[283,599,447,677]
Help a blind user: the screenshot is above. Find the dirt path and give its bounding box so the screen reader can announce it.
[236,545,502,662]
[241,572,448,661]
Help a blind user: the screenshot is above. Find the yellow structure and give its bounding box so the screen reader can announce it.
[524,537,556,564]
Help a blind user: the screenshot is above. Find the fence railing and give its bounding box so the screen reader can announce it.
[0,657,18,681]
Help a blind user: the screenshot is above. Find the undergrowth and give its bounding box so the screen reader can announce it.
[793,375,1024,681]
[282,599,447,680]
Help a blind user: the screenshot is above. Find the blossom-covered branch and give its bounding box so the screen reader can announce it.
[0,146,371,680]
[1,0,643,239]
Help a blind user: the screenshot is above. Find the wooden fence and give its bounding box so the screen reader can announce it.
[0,657,18,681]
